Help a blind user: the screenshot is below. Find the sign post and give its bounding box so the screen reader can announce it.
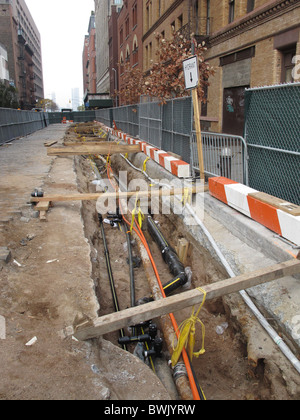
[183,56,205,180]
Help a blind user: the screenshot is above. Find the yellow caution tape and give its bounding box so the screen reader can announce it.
[181,187,192,206]
[143,157,150,173]
[130,193,144,232]
[171,287,206,366]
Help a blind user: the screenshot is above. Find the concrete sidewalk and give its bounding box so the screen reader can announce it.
[0,124,171,400]
[0,125,63,227]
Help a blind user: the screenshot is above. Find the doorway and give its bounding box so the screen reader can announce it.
[222,86,249,136]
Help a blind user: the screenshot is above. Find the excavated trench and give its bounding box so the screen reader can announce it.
[70,123,280,400]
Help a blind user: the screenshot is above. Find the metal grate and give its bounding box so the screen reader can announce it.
[190,131,248,183]
[245,83,300,205]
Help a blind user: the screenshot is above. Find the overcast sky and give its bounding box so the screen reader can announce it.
[25,0,95,109]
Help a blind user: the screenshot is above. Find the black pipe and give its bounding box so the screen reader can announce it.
[147,215,187,296]
[97,213,127,351]
[118,334,152,346]
[31,189,44,198]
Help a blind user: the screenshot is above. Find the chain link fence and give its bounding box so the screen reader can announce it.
[0,108,49,145]
[96,96,193,164]
[162,96,193,164]
[139,99,162,149]
[245,83,300,205]
[47,111,96,124]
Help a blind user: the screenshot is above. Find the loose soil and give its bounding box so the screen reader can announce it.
[71,124,287,400]
[0,123,298,400]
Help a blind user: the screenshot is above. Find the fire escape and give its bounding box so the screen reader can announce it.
[18,29,36,109]
[178,0,212,46]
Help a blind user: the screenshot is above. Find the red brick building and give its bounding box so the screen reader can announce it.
[83,35,89,94]
[0,0,44,109]
[108,5,120,105]
[83,12,97,97]
[117,0,143,105]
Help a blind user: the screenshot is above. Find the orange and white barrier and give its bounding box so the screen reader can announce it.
[209,177,300,246]
[98,123,191,178]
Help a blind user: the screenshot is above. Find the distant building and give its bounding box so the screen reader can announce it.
[203,0,300,135]
[117,0,143,105]
[0,0,44,109]
[71,87,80,111]
[83,12,97,97]
[83,35,90,95]
[0,43,10,82]
[94,0,123,94]
[142,0,300,135]
[108,5,119,105]
[142,0,192,72]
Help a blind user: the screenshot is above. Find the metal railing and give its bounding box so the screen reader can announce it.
[0,108,49,145]
[191,131,248,184]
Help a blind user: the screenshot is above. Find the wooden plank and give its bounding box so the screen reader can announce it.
[44,141,58,147]
[64,141,108,146]
[74,259,300,340]
[176,238,189,265]
[39,210,47,221]
[35,201,51,211]
[192,88,205,180]
[30,185,206,203]
[248,192,300,216]
[47,144,140,156]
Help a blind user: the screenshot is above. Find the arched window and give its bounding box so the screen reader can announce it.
[125,44,130,63]
[132,35,138,66]
[120,52,124,75]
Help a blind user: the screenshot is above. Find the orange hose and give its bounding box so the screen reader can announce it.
[106,162,201,400]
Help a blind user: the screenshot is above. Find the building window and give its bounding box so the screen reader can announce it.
[281,47,297,83]
[177,14,183,30]
[132,3,137,28]
[146,6,150,31]
[229,0,235,23]
[145,45,148,69]
[126,45,130,63]
[206,0,211,35]
[120,27,123,46]
[132,36,138,66]
[220,46,255,66]
[120,52,124,75]
[125,16,130,38]
[158,0,162,17]
[247,0,255,13]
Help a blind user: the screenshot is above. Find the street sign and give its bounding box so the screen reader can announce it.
[183,55,199,90]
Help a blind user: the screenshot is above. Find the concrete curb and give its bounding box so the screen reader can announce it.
[209,177,300,247]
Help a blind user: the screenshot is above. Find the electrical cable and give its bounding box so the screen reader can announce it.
[105,161,205,401]
[97,213,127,352]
